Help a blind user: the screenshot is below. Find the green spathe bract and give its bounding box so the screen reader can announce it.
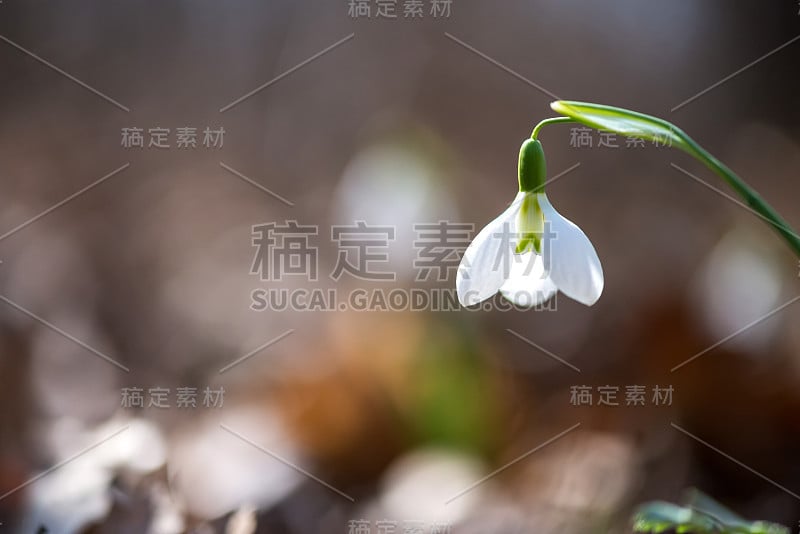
[547,100,800,258]
[550,101,687,149]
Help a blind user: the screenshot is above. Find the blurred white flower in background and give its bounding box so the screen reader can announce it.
[335,136,458,280]
[376,448,487,526]
[21,417,166,534]
[169,407,303,520]
[691,228,786,358]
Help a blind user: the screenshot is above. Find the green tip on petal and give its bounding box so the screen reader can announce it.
[515,193,544,254]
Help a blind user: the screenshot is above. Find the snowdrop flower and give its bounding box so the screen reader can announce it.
[456,139,603,307]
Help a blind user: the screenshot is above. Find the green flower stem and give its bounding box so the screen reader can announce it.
[678,135,800,257]
[531,116,576,140]
[532,102,800,259]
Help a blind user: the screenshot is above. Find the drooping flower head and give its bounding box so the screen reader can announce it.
[456,138,604,308]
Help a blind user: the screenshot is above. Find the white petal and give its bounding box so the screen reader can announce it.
[539,194,604,306]
[456,193,525,306]
[499,251,558,307]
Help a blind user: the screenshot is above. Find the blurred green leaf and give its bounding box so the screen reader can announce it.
[685,489,746,527]
[631,494,789,534]
[406,322,498,455]
[633,501,717,533]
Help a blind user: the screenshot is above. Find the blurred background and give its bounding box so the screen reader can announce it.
[1,1,800,532]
